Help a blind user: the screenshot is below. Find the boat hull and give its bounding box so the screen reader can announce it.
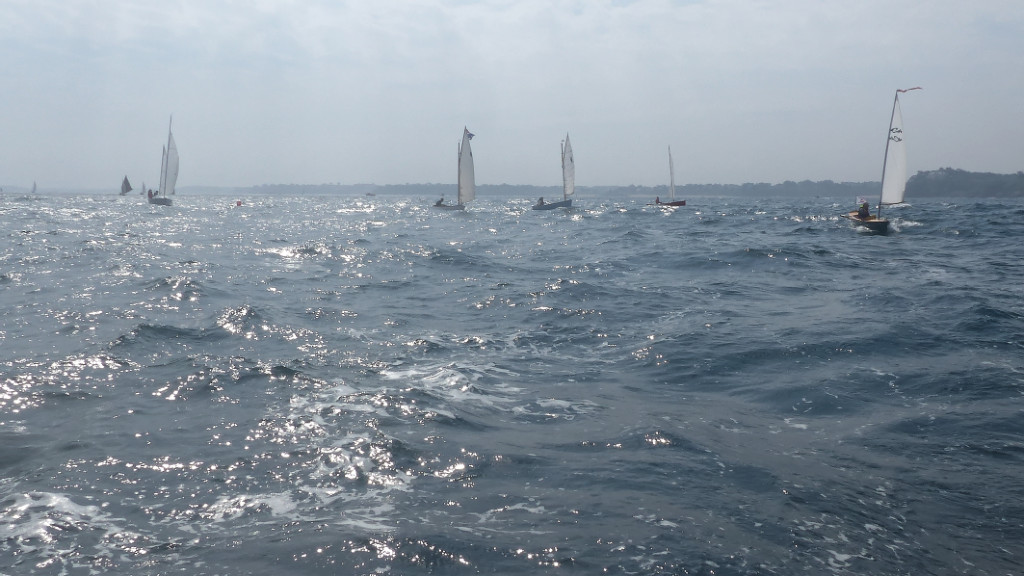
[149,196,173,206]
[654,200,686,206]
[531,199,572,210]
[433,203,465,210]
[842,211,889,233]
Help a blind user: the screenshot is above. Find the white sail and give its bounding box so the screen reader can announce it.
[879,93,907,206]
[164,131,179,196]
[668,146,676,201]
[158,118,179,197]
[458,127,475,205]
[562,133,575,199]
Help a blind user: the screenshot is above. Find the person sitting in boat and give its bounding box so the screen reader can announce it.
[435,195,444,206]
[857,202,870,219]
[655,196,661,204]
[148,189,153,199]
[537,197,545,206]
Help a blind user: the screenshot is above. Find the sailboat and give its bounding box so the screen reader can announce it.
[434,127,475,210]
[653,146,685,206]
[120,175,132,196]
[149,117,177,206]
[533,133,574,210]
[31,181,37,194]
[844,87,921,233]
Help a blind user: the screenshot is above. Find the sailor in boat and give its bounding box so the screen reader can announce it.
[856,201,870,219]
[435,195,444,206]
[536,197,545,207]
[655,196,661,204]
[148,189,153,200]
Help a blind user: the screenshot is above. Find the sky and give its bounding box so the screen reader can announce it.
[2,0,1022,190]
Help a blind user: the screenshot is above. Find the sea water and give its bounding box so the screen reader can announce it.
[1,192,1022,575]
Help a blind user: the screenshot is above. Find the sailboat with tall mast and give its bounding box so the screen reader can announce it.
[434,127,475,210]
[149,116,177,206]
[533,133,575,210]
[844,87,921,233]
[653,146,685,206]
[120,175,132,196]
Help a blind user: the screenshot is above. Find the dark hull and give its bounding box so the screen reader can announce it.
[149,196,173,206]
[842,211,889,233]
[655,200,686,206]
[531,199,572,210]
[433,203,465,210]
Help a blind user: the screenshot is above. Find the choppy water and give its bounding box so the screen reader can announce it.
[2,191,1022,575]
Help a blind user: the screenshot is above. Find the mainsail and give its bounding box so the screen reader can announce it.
[876,87,921,218]
[562,133,575,199]
[879,94,908,207]
[163,132,179,196]
[457,127,475,205]
[121,176,132,195]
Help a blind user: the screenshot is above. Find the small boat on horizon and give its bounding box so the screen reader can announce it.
[149,116,177,206]
[652,146,685,207]
[120,175,132,196]
[533,133,574,210]
[434,127,475,210]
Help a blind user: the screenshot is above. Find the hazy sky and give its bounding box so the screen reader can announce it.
[2,0,1022,190]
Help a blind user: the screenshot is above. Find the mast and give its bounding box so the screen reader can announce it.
[876,92,899,219]
[164,116,174,196]
[562,133,574,200]
[668,146,676,201]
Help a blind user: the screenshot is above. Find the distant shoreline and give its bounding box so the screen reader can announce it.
[6,168,1022,198]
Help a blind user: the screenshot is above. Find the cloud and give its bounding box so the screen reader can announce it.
[2,0,1022,189]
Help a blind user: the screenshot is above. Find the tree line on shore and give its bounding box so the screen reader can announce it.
[229,168,1024,199]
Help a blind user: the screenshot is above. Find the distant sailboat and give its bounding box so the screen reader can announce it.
[120,175,132,196]
[31,181,37,194]
[653,146,685,206]
[434,127,475,210]
[533,133,574,210]
[149,117,177,206]
[844,87,921,233]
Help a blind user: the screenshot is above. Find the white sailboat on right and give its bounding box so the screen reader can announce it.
[844,87,921,233]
